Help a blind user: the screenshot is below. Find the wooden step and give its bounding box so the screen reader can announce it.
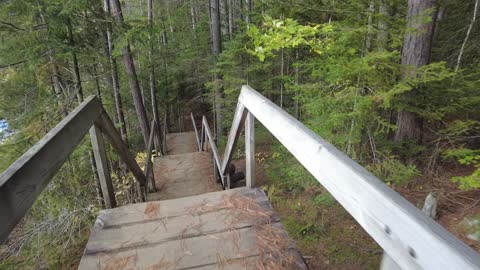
[78,188,308,269]
[148,151,222,201]
[165,132,198,155]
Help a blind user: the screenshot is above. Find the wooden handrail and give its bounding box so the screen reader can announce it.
[190,112,201,151]
[198,85,480,270]
[201,116,224,187]
[95,112,147,187]
[144,119,157,192]
[0,96,149,244]
[162,116,167,154]
[220,102,247,176]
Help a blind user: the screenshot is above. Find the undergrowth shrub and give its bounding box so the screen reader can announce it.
[443,148,480,190]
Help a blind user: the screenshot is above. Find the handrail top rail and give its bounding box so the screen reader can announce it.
[0,96,99,187]
[0,95,148,244]
[215,85,480,270]
[201,116,224,186]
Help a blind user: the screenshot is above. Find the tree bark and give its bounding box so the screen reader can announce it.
[211,0,224,139]
[67,20,84,103]
[228,0,233,39]
[104,0,128,145]
[245,0,252,25]
[148,0,163,155]
[394,0,437,143]
[377,0,390,51]
[220,0,228,37]
[455,0,479,72]
[190,2,197,37]
[366,1,375,52]
[110,0,151,148]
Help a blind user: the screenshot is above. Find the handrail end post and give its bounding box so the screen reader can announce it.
[245,112,255,188]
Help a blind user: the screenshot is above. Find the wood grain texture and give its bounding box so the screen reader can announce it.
[190,112,201,151]
[245,112,255,188]
[239,85,480,270]
[90,125,116,209]
[96,112,147,187]
[78,188,307,270]
[221,101,247,176]
[0,96,102,243]
[148,151,222,201]
[145,120,156,192]
[202,116,224,186]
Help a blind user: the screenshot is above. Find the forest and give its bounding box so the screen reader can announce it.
[0,0,479,268]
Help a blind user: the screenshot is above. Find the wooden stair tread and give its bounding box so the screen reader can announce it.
[78,188,307,269]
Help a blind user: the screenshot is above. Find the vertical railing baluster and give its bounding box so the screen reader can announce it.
[200,122,205,151]
[245,111,255,188]
[90,125,117,208]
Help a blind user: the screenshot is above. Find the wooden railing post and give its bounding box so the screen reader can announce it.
[162,116,167,154]
[245,112,255,188]
[200,123,205,151]
[145,120,157,192]
[95,112,147,187]
[90,125,116,209]
[191,113,201,151]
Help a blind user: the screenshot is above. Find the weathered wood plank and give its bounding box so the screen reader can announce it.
[99,187,264,227]
[191,112,201,151]
[79,150,308,269]
[90,125,116,209]
[162,116,168,153]
[96,112,147,187]
[239,85,480,270]
[0,96,103,243]
[245,112,255,188]
[145,119,156,192]
[202,116,224,186]
[79,226,262,269]
[220,101,247,176]
[84,200,276,254]
[165,132,197,154]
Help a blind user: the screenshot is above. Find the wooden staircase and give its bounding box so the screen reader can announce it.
[77,131,308,269]
[3,85,480,270]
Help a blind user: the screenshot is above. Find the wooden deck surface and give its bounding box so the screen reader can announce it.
[78,131,307,269]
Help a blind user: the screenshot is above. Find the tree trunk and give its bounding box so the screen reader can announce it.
[455,0,479,72]
[110,0,151,148]
[220,0,228,37]
[190,2,197,37]
[67,20,84,103]
[104,0,128,145]
[228,0,233,39]
[245,0,252,24]
[366,1,375,52]
[280,47,284,108]
[211,0,224,139]
[377,0,390,51]
[394,0,437,143]
[294,49,300,119]
[92,64,102,102]
[148,0,163,155]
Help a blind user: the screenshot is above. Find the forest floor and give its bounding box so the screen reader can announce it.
[229,129,480,269]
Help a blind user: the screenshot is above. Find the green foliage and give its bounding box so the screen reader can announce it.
[367,155,421,185]
[312,193,336,207]
[443,148,480,190]
[283,216,323,241]
[247,16,333,61]
[2,0,480,268]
